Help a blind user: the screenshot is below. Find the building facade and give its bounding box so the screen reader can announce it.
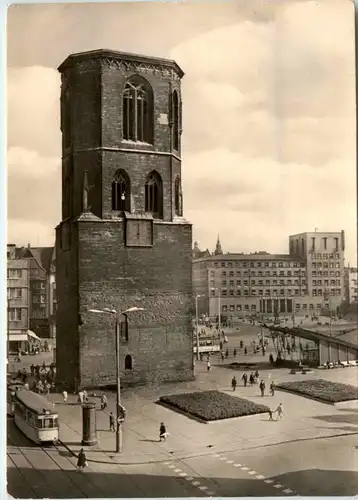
[7,244,30,352]
[55,49,193,390]
[344,266,358,304]
[193,232,345,318]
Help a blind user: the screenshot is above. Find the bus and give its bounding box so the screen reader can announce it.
[13,390,59,444]
[7,383,23,416]
[193,333,221,354]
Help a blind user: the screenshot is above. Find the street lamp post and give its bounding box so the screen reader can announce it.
[88,306,144,453]
[195,294,204,360]
[210,288,221,331]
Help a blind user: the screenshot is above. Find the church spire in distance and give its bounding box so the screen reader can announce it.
[214,234,223,255]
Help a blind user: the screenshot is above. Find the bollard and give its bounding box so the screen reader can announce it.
[81,402,97,446]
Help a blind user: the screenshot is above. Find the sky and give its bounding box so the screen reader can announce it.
[6,0,357,264]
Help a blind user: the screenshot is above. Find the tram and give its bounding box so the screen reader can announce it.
[13,390,59,444]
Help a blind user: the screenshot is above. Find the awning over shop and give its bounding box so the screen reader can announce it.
[9,332,27,342]
[27,330,41,341]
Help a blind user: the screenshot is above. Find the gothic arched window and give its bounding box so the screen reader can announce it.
[120,314,128,342]
[112,169,130,211]
[174,176,181,215]
[172,91,179,150]
[145,171,163,219]
[125,354,132,370]
[123,78,153,143]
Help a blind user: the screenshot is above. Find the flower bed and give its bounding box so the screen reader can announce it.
[277,379,358,403]
[158,390,270,422]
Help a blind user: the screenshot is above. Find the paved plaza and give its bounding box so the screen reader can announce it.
[7,322,358,497]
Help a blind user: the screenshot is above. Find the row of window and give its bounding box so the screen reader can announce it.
[213,270,306,278]
[211,261,304,269]
[310,253,340,260]
[213,280,306,287]
[64,77,181,150]
[9,308,22,321]
[312,280,340,286]
[221,303,322,312]
[32,295,46,304]
[310,236,340,252]
[311,262,340,269]
[7,288,22,299]
[212,289,308,297]
[7,269,23,279]
[312,271,340,277]
[312,289,341,296]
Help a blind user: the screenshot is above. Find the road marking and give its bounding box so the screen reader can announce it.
[274,484,284,489]
[219,456,227,461]
[234,463,241,467]
[226,460,234,464]
[207,492,216,496]
[248,470,257,475]
[212,454,220,458]
[199,485,209,491]
[168,464,176,469]
[192,481,201,486]
[241,466,249,471]
[256,475,265,480]
[264,479,274,484]
[179,472,187,477]
[283,489,294,494]
[185,477,194,481]
[173,468,182,473]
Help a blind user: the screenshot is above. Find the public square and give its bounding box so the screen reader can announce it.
[7,322,358,497]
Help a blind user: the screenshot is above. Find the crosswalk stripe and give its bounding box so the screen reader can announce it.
[264,479,274,484]
[179,472,187,477]
[283,489,294,494]
[256,475,265,480]
[168,465,176,469]
[207,492,216,496]
[199,486,209,490]
[248,471,257,475]
[226,460,234,464]
[234,464,241,467]
[174,468,182,473]
[185,477,194,481]
[192,481,201,486]
[241,466,249,471]
[274,484,284,489]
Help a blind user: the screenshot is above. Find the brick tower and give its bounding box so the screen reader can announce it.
[55,50,193,390]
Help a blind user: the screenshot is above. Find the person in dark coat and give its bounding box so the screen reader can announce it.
[77,449,87,471]
[159,422,168,441]
[233,348,237,357]
[242,372,248,387]
[259,379,266,397]
[231,376,237,391]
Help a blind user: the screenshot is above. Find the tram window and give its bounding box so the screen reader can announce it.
[37,418,43,429]
[43,418,54,429]
[53,417,58,428]
[15,402,26,418]
[28,413,37,427]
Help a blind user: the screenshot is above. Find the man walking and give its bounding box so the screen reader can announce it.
[62,390,68,403]
[276,403,284,420]
[259,379,266,397]
[231,376,237,391]
[242,372,248,387]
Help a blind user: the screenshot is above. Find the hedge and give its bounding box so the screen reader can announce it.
[277,379,358,403]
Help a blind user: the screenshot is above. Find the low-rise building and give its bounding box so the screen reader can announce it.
[344,266,358,304]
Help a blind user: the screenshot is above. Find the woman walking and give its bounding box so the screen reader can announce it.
[77,449,87,472]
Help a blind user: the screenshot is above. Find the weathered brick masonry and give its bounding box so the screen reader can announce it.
[55,49,193,390]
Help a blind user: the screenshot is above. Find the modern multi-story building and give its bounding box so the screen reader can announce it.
[344,266,358,304]
[193,231,345,318]
[7,244,30,352]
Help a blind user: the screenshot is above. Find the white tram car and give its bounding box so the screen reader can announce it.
[7,383,23,416]
[13,390,59,444]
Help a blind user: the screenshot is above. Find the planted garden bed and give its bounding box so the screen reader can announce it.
[277,379,358,403]
[158,390,270,422]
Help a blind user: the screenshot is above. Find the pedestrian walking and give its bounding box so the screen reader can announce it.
[242,372,248,387]
[231,376,237,391]
[268,408,274,421]
[63,390,68,403]
[41,361,47,373]
[276,403,284,420]
[270,381,275,396]
[259,379,266,397]
[221,352,225,363]
[30,364,35,376]
[77,449,87,472]
[83,389,88,402]
[101,394,108,410]
[255,370,260,379]
[207,360,211,371]
[233,348,237,357]
[159,422,168,441]
[45,381,51,396]
[109,412,115,431]
[225,348,229,359]
[244,346,247,356]
[78,390,84,404]
[249,372,255,386]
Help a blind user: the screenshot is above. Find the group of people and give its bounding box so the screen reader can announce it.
[231,372,275,396]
